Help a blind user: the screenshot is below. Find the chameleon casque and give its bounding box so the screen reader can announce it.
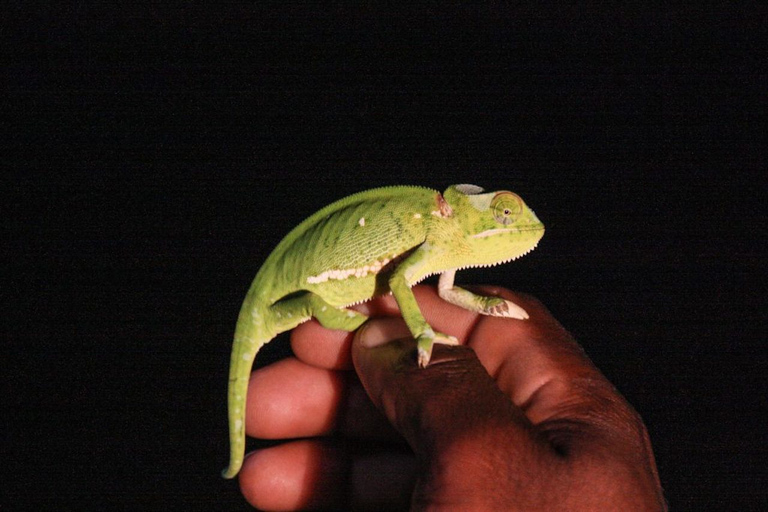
[222,184,544,479]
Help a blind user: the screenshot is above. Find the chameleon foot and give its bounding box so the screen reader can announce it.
[437,271,529,320]
[482,297,529,319]
[416,331,458,368]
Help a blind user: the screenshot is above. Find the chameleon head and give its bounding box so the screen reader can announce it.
[442,184,545,267]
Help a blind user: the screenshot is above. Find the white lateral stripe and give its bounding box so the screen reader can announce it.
[307,257,391,284]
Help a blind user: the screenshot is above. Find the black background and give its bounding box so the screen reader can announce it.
[4,5,766,510]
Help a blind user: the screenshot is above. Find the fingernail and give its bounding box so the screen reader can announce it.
[356,319,409,348]
[356,322,384,348]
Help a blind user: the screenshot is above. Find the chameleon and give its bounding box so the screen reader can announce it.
[222,184,544,479]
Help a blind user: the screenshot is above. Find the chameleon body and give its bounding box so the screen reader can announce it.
[222,184,544,479]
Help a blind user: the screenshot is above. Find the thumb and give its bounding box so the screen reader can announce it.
[351,318,534,462]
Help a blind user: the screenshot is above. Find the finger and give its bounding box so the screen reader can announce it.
[246,357,398,440]
[239,440,347,511]
[245,358,344,438]
[290,320,357,370]
[239,439,415,511]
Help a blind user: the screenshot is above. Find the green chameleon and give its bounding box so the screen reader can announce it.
[222,184,545,479]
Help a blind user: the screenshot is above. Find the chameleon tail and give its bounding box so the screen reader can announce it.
[221,300,272,479]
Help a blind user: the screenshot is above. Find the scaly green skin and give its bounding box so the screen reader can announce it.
[222,184,544,479]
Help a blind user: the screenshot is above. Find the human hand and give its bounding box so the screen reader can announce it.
[236,286,666,510]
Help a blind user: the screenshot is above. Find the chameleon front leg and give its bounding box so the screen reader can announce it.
[438,269,529,319]
[389,246,459,368]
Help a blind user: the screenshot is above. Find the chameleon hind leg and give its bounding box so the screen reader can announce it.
[438,270,529,319]
[271,292,368,332]
[309,294,368,331]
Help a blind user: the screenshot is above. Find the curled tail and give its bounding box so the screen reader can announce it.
[221,301,273,479]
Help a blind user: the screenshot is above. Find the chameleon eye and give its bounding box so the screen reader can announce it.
[491,192,523,225]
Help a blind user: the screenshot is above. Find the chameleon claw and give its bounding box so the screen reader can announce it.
[417,346,431,368]
[484,298,529,320]
[416,332,458,368]
[434,333,459,346]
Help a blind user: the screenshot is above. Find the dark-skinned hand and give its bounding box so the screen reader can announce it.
[236,286,666,510]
